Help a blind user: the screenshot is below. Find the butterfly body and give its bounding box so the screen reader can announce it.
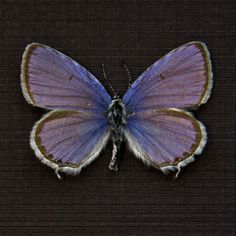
[21,41,213,178]
[107,97,127,171]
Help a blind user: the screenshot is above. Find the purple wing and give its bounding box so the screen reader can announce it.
[21,43,111,113]
[123,42,212,112]
[30,110,110,177]
[124,109,206,176]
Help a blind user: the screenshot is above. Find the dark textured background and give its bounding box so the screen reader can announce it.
[0,0,235,235]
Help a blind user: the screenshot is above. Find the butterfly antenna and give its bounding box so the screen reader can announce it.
[101,64,117,96]
[122,60,133,88]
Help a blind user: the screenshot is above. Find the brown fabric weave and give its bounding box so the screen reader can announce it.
[0,0,235,235]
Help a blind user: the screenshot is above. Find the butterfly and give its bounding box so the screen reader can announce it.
[21,42,213,178]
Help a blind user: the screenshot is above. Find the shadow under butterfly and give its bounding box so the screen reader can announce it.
[20,42,213,179]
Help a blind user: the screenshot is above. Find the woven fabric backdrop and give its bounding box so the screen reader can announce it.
[0,0,235,235]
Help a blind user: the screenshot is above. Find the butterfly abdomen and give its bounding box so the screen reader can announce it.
[107,98,127,171]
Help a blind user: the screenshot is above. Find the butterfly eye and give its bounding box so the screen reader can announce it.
[113,92,121,99]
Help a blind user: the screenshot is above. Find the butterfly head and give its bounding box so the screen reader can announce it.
[113,94,120,100]
[107,95,127,172]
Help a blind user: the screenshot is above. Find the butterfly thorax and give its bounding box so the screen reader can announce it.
[107,98,127,129]
[107,98,127,171]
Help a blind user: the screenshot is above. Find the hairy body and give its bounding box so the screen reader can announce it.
[107,97,127,171]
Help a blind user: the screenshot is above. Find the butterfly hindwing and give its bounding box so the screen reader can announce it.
[124,109,207,175]
[31,110,110,176]
[21,43,111,113]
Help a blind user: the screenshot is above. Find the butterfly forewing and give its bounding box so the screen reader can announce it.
[21,43,111,112]
[123,42,212,112]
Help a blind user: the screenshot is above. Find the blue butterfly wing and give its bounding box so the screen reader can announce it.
[21,43,112,113]
[122,42,212,174]
[21,43,112,176]
[123,42,212,112]
[30,110,110,177]
[124,109,206,175]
